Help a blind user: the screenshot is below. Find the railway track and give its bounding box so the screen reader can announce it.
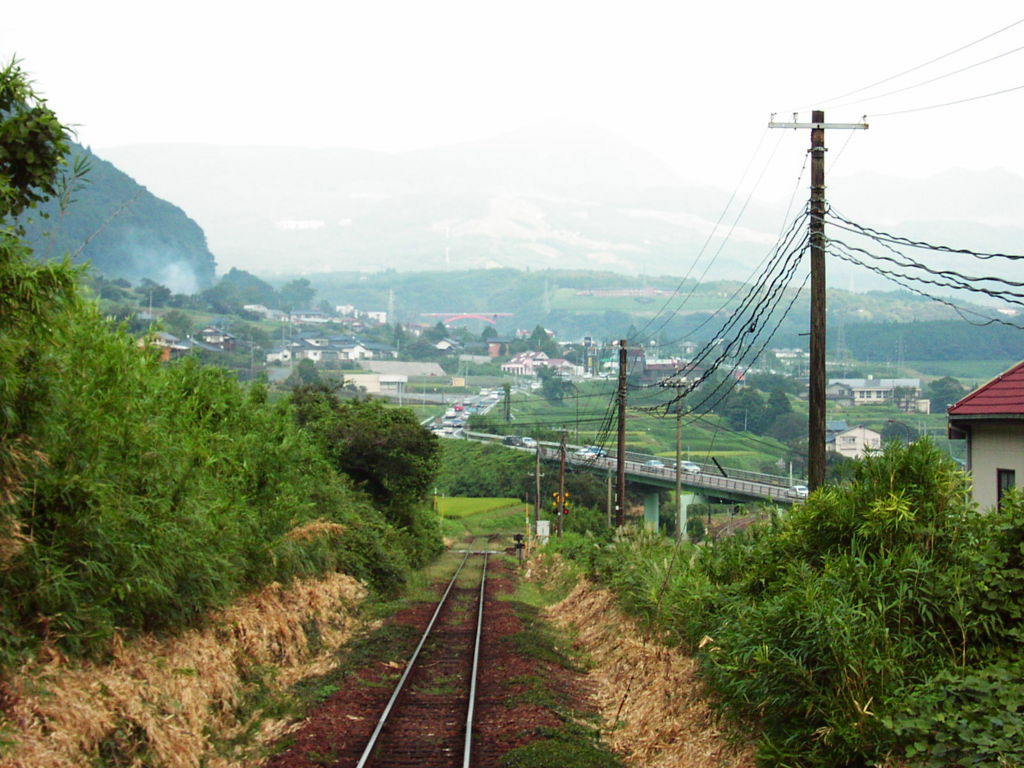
[348,549,494,768]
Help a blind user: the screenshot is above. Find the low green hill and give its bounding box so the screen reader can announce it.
[19,143,217,291]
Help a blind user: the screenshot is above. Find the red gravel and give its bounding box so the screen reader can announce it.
[265,554,582,768]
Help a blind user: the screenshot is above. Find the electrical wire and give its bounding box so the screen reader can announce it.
[826,245,1024,330]
[627,128,774,342]
[653,270,809,418]
[830,42,1024,111]
[825,209,1024,261]
[804,15,1024,108]
[651,215,808,393]
[635,130,790,342]
[827,238,1024,302]
[651,156,811,352]
[871,81,1024,117]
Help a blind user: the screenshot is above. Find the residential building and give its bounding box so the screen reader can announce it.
[487,338,512,358]
[947,360,1024,510]
[501,351,548,376]
[290,310,333,324]
[826,424,882,458]
[196,326,236,351]
[266,335,397,364]
[142,331,190,362]
[265,348,292,364]
[827,377,928,412]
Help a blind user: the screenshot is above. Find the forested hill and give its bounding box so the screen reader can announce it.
[18,143,217,292]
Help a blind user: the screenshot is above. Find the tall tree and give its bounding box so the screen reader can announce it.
[277,278,315,311]
[927,376,967,413]
[0,59,70,222]
[0,60,78,505]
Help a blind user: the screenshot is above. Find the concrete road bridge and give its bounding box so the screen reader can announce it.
[460,432,805,531]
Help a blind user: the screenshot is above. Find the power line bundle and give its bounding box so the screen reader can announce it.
[644,209,810,415]
[823,207,1024,330]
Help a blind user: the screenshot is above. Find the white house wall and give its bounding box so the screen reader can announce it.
[967,421,1024,511]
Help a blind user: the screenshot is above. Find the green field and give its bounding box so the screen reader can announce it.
[499,382,790,473]
[904,359,1015,384]
[437,498,529,539]
[547,287,723,314]
[438,497,523,519]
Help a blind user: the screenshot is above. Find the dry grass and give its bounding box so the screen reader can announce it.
[0,572,367,768]
[0,517,29,571]
[282,519,345,542]
[542,567,757,768]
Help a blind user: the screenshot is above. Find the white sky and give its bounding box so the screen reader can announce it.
[4,1,1024,198]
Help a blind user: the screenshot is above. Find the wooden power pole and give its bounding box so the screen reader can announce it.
[533,446,542,538]
[676,406,686,542]
[769,112,867,490]
[558,431,566,537]
[615,339,628,526]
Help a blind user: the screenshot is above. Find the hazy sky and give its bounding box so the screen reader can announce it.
[4,1,1024,198]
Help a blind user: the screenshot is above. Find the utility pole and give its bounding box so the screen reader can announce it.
[558,431,567,538]
[606,470,613,528]
[534,447,542,539]
[769,111,867,490]
[574,385,580,444]
[676,406,687,542]
[615,339,628,527]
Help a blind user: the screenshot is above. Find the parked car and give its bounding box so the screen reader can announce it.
[787,484,809,498]
[678,461,702,474]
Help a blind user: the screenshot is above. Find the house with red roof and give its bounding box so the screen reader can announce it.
[947,360,1024,510]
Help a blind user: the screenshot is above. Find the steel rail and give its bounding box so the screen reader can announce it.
[355,551,471,768]
[463,552,489,768]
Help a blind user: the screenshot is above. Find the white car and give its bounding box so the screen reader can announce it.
[678,461,701,474]
[521,437,538,448]
[787,485,809,499]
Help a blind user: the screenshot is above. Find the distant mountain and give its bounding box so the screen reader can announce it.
[96,128,1024,295]
[98,126,782,279]
[19,143,217,292]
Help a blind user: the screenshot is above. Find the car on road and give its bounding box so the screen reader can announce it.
[643,459,665,469]
[503,435,525,447]
[574,445,607,458]
[521,437,538,448]
[678,461,702,474]
[787,484,809,498]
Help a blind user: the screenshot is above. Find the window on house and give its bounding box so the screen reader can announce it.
[997,469,1016,510]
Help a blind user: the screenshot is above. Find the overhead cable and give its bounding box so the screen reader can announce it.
[870,81,1024,117]
[804,15,1024,107]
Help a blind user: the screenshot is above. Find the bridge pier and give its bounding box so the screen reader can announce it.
[676,491,707,539]
[643,491,660,531]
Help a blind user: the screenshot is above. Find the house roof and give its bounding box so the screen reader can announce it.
[947,359,1024,417]
[200,326,235,338]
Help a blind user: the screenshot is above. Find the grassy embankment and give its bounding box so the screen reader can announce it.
[545,440,1024,767]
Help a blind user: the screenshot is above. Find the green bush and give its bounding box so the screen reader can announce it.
[555,442,1024,767]
[0,304,424,668]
